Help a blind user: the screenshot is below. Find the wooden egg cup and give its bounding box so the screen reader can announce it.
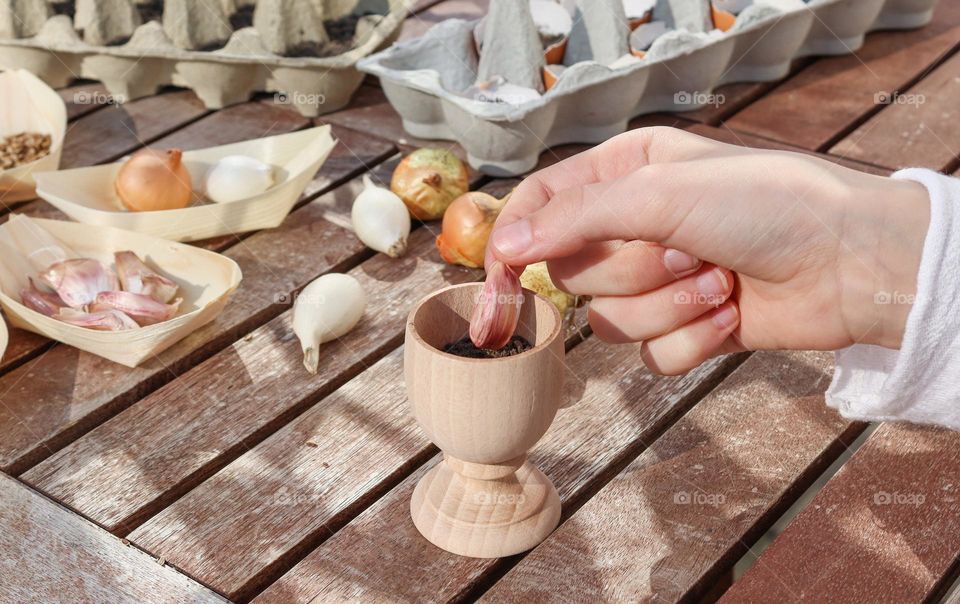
[404,283,565,558]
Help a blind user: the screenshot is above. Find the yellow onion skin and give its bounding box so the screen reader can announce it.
[116,148,192,212]
[436,191,505,268]
[391,148,469,220]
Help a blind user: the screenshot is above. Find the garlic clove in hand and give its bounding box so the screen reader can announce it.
[204,155,275,204]
[293,273,367,374]
[20,278,67,317]
[114,251,179,303]
[90,291,182,326]
[55,307,140,331]
[470,261,524,350]
[351,175,411,258]
[38,258,118,309]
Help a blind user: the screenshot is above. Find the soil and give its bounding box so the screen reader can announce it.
[444,335,533,359]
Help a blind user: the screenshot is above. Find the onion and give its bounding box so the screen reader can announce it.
[115,148,193,212]
[436,191,507,268]
[390,148,469,220]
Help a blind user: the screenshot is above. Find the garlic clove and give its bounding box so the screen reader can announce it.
[351,175,411,258]
[20,278,67,317]
[204,155,275,204]
[114,251,180,303]
[90,291,182,326]
[38,258,118,309]
[293,273,367,374]
[54,307,140,331]
[470,261,524,350]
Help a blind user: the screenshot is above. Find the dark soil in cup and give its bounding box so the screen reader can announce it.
[444,335,533,359]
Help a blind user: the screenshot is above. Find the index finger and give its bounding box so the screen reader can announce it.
[485,126,730,270]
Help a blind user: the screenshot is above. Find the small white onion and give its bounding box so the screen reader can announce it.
[293,273,367,374]
[204,155,275,203]
[351,175,411,258]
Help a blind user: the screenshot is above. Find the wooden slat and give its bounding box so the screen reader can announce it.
[0,473,224,604]
[320,85,462,154]
[681,122,889,175]
[725,0,960,151]
[59,82,112,121]
[830,52,960,172]
[722,422,960,603]
[251,344,746,603]
[26,225,477,533]
[58,90,210,169]
[477,351,865,603]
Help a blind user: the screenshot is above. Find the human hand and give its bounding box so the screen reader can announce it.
[486,127,931,375]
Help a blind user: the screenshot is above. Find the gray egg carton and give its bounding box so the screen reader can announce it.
[0,0,411,116]
[359,0,939,175]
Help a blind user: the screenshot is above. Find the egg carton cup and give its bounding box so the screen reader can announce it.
[359,0,938,175]
[35,124,337,243]
[0,69,66,203]
[0,0,412,117]
[0,214,243,367]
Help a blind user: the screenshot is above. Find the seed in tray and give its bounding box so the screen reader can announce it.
[0,132,52,169]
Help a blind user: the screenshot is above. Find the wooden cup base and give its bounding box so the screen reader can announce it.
[410,456,561,558]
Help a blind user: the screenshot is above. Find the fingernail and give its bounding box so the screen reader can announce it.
[712,304,739,329]
[491,220,534,258]
[697,268,728,297]
[663,249,701,275]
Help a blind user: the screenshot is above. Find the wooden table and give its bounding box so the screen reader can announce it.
[2,2,959,602]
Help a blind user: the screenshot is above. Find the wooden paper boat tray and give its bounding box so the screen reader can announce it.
[34,125,336,243]
[358,0,939,175]
[0,69,66,203]
[0,0,411,117]
[0,215,242,367]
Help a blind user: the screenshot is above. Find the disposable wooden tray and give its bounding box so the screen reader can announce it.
[0,215,242,367]
[35,125,336,243]
[0,69,66,203]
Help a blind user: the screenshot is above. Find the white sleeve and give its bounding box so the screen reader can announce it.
[826,168,960,430]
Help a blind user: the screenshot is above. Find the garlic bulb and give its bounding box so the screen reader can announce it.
[351,175,411,258]
[204,155,275,204]
[293,273,367,374]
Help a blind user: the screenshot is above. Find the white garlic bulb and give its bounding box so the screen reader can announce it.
[351,175,411,258]
[204,155,275,203]
[293,273,367,374]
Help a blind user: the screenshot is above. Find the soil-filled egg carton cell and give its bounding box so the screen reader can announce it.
[359,0,940,175]
[0,0,411,116]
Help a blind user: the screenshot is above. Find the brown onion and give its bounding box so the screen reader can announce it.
[115,148,192,212]
[391,148,469,220]
[436,191,507,268]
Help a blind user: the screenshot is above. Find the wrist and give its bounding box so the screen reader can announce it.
[840,176,930,349]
